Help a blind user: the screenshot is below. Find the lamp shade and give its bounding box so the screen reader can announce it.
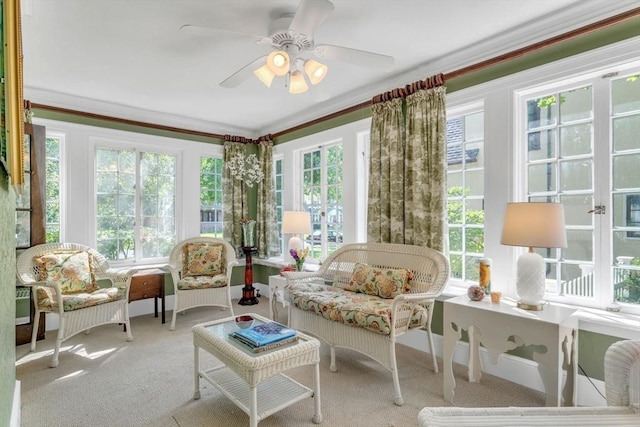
[253,64,275,87]
[266,50,290,76]
[288,71,309,94]
[304,59,328,85]
[500,202,567,249]
[282,211,312,235]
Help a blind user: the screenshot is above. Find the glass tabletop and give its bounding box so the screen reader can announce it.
[203,316,303,357]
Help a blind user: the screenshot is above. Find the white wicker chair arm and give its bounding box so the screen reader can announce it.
[605,339,640,407]
[390,292,436,334]
[102,267,138,289]
[26,280,65,314]
[393,292,438,304]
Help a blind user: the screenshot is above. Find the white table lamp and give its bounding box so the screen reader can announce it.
[282,211,311,261]
[500,202,567,310]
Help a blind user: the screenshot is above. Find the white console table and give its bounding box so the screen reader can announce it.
[443,294,579,407]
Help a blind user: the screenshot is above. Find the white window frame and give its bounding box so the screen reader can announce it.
[44,130,65,243]
[199,155,224,237]
[91,137,182,266]
[514,55,640,314]
[274,118,370,260]
[445,102,486,288]
[273,154,285,252]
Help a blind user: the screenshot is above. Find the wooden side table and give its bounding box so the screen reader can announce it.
[129,268,166,324]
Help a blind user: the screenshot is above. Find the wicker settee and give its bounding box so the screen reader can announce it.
[418,339,640,426]
[284,242,450,406]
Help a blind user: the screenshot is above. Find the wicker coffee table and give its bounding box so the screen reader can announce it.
[192,313,322,426]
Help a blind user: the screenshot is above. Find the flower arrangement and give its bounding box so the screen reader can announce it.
[290,247,310,271]
[227,153,264,188]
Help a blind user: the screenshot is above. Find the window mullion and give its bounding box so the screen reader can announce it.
[593,75,613,305]
[135,150,142,263]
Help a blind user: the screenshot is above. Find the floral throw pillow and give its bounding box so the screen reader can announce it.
[346,263,413,299]
[33,250,98,294]
[183,242,226,277]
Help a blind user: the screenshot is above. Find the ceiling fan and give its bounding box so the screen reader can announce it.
[181,0,394,94]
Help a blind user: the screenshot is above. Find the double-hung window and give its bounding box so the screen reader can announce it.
[96,147,177,262]
[518,63,640,311]
[200,156,223,237]
[301,143,344,261]
[446,106,485,283]
[45,133,62,243]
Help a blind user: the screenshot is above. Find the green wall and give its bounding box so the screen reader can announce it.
[0,172,16,425]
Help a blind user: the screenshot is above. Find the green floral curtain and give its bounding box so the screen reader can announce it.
[405,86,447,251]
[367,82,447,252]
[368,98,404,243]
[256,137,279,258]
[222,139,248,248]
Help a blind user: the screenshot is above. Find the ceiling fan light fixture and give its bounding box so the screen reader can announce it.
[303,59,328,85]
[253,64,275,87]
[288,71,309,94]
[266,50,290,76]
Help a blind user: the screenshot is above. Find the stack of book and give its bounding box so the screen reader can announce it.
[229,321,298,353]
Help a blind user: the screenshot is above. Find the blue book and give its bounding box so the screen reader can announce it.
[231,322,297,348]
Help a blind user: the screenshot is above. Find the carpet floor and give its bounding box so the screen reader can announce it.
[16,297,544,426]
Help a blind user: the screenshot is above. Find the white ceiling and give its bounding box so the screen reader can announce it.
[21,0,638,138]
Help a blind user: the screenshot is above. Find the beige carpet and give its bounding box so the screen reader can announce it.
[16,298,544,426]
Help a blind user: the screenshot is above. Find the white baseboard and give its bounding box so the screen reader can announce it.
[11,381,20,427]
[397,328,607,406]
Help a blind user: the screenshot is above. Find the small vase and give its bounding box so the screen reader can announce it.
[295,260,304,271]
[241,220,256,247]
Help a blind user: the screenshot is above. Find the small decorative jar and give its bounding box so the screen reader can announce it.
[467,285,485,301]
[479,257,492,294]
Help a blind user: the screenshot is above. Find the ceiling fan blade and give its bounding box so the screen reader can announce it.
[219,56,267,88]
[314,44,394,70]
[180,24,270,45]
[289,0,335,39]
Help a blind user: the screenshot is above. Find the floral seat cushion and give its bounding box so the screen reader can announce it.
[288,283,428,335]
[182,242,226,277]
[178,274,227,290]
[37,287,125,312]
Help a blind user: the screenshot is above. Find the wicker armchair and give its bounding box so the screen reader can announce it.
[418,339,640,426]
[167,237,238,330]
[16,243,134,367]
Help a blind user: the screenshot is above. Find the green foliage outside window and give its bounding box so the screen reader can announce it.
[448,186,485,279]
[616,257,640,304]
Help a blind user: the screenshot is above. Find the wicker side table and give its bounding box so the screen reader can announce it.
[192,313,322,426]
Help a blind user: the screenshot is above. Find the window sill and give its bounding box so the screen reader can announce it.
[251,257,321,272]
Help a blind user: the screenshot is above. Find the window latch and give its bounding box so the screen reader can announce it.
[587,205,605,215]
